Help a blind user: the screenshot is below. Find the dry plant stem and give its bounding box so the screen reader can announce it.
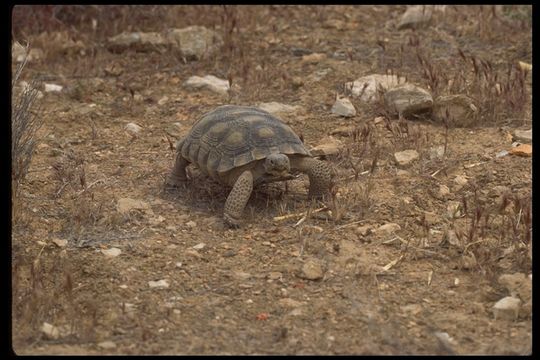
[336,219,369,230]
[12,50,43,196]
[273,206,328,222]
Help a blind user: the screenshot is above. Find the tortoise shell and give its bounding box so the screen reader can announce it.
[180,105,310,179]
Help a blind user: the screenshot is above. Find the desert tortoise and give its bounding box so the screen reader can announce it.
[167,105,333,227]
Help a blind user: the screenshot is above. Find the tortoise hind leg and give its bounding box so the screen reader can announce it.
[223,170,254,228]
[167,138,190,187]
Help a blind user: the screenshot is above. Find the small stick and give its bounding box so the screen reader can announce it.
[273,207,328,222]
[74,178,108,196]
[430,167,446,178]
[336,219,369,230]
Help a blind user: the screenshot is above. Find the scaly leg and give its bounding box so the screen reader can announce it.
[166,139,190,187]
[223,170,253,228]
[293,157,333,199]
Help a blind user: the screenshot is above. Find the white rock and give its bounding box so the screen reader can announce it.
[492,296,521,321]
[107,31,167,52]
[346,74,406,102]
[446,201,462,219]
[44,83,63,92]
[331,97,356,117]
[429,145,446,159]
[376,223,401,234]
[513,129,532,143]
[496,150,509,158]
[166,26,223,60]
[41,322,60,339]
[454,175,468,186]
[278,298,305,308]
[98,341,117,350]
[384,83,433,117]
[125,122,142,135]
[310,136,344,156]
[394,149,419,166]
[193,243,206,250]
[186,220,197,229]
[397,5,434,30]
[433,331,457,348]
[300,259,324,280]
[257,102,301,115]
[433,94,478,127]
[52,238,68,247]
[101,247,122,258]
[116,198,151,214]
[175,262,183,268]
[149,279,170,289]
[184,75,229,96]
[12,41,43,62]
[158,96,169,106]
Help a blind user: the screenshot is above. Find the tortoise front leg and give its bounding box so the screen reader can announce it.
[167,139,190,187]
[293,157,333,199]
[223,170,253,228]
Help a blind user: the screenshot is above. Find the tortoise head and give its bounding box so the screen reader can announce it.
[263,154,291,177]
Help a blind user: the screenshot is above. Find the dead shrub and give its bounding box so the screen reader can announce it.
[11,46,43,211]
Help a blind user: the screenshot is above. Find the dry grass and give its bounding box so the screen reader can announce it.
[11,46,43,221]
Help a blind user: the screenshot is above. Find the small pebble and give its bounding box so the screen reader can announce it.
[52,238,68,247]
[101,247,122,258]
[41,322,60,340]
[98,341,117,350]
[376,223,401,234]
[300,259,324,280]
[148,279,170,289]
[493,296,521,321]
[125,122,142,135]
[44,83,63,92]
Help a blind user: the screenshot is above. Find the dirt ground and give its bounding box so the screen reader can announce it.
[11,5,532,355]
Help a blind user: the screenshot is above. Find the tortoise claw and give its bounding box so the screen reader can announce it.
[165,174,188,188]
[223,213,241,229]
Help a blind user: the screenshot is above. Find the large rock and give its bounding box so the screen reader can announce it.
[397,5,434,30]
[107,32,167,53]
[183,75,229,96]
[107,26,223,60]
[384,84,433,118]
[299,258,325,280]
[513,129,532,143]
[310,136,344,157]
[346,74,406,103]
[12,41,44,62]
[432,94,478,127]
[492,296,521,321]
[116,198,152,214]
[166,26,223,60]
[394,149,419,166]
[257,102,302,116]
[331,97,356,117]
